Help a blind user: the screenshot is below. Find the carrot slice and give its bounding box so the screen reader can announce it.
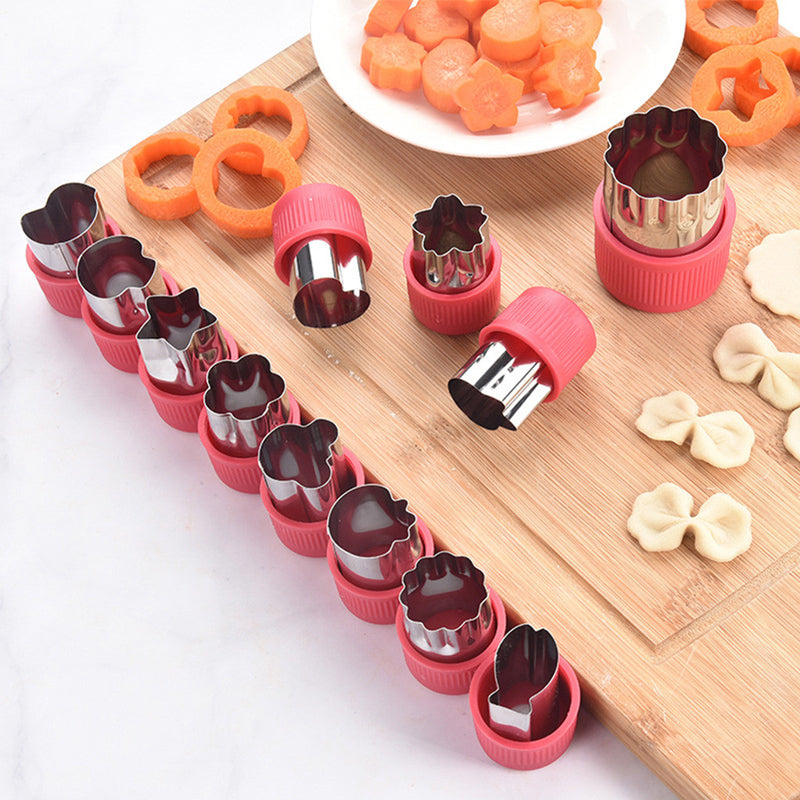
[452,58,525,130]
[734,36,800,127]
[422,38,479,112]
[403,0,470,51]
[365,0,413,36]
[551,0,600,7]
[192,129,301,238]
[531,41,601,108]
[361,33,428,91]
[690,44,793,146]
[123,132,208,220]
[538,2,602,47]
[436,0,498,23]
[685,0,779,60]
[476,42,541,92]
[212,86,309,175]
[479,0,542,62]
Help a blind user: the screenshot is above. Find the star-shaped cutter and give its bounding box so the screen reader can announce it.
[203,354,290,458]
[411,194,490,293]
[136,287,230,394]
[399,551,495,662]
[77,235,167,333]
[327,484,423,591]
[258,418,352,523]
[21,182,108,277]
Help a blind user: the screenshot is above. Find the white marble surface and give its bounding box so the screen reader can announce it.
[3,3,799,798]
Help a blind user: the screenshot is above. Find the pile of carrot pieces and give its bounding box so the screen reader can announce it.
[361,0,604,132]
[686,0,799,146]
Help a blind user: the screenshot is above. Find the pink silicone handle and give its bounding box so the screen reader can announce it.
[480,287,596,400]
[326,519,435,625]
[469,654,581,769]
[593,182,736,312]
[272,183,372,286]
[395,588,507,695]
[403,238,502,336]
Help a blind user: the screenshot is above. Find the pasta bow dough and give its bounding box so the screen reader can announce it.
[627,483,752,562]
[713,323,800,410]
[744,230,800,320]
[785,408,800,462]
[635,391,755,468]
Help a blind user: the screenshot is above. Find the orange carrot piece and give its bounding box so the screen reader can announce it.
[452,58,525,130]
[685,0,779,59]
[691,44,793,146]
[422,38,479,112]
[403,0,470,51]
[365,0,413,36]
[531,41,601,108]
[436,0,498,23]
[478,0,542,63]
[538,2,601,47]
[734,36,800,127]
[476,41,541,92]
[361,33,428,91]
[550,0,600,7]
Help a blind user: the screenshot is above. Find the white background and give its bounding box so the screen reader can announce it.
[2,3,799,799]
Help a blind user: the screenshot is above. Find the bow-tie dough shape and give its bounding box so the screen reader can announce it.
[635,391,755,468]
[713,323,800,411]
[785,408,800,462]
[627,482,752,562]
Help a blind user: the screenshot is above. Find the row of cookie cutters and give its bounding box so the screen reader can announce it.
[22,180,582,770]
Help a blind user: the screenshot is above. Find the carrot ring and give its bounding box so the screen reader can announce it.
[123,131,212,220]
[192,128,302,238]
[212,86,309,174]
[685,0,779,59]
[690,44,794,146]
[734,36,800,127]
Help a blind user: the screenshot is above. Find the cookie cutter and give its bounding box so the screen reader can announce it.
[488,625,560,742]
[203,354,293,458]
[136,287,231,394]
[449,287,596,430]
[404,195,502,335]
[272,183,372,328]
[258,418,353,524]
[76,235,168,333]
[21,183,109,277]
[595,106,736,312]
[327,484,424,591]
[411,194,490,292]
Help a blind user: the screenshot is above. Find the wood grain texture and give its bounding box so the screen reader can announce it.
[88,35,800,800]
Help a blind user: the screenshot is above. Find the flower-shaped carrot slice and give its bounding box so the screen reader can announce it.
[361,32,428,91]
[452,58,524,131]
[422,38,478,112]
[734,36,800,127]
[691,44,794,146]
[436,0,499,23]
[531,41,601,108]
[551,0,601,7]
[538,2,602,47]
[477,43,541,93]
[685,0,779,59]
[479,0,542,62]
[365,0,413,36]
[403,0,470,51]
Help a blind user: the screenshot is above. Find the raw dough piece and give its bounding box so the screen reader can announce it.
[785,408,800,462]
[744,230,800,320]
[627,482,752,562]
[713,323,800,410]
[635,391,755,468]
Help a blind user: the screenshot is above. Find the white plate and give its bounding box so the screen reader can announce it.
[311,0,686,158]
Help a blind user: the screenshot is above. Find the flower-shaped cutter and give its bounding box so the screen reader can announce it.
[136,287,231,394]
[327,484,424,591]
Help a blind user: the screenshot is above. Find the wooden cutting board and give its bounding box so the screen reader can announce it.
[87,34,800,800]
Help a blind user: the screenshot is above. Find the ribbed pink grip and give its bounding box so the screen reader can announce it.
[272,183,372,285]
[403,239,502,336]
[469,656,580,769]
[593,183,736,313]
[480,287,596,400]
